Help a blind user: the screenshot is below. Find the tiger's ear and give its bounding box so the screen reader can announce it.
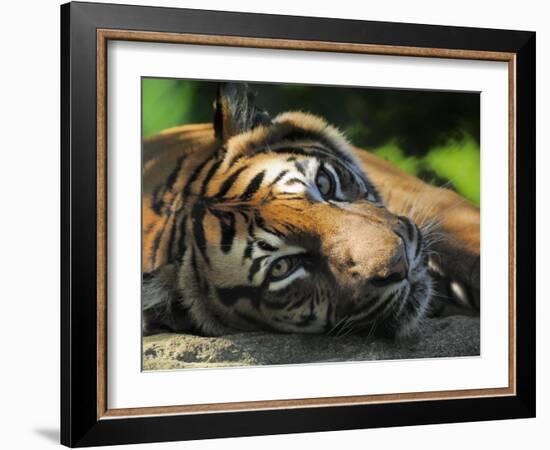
[213,82,271,142]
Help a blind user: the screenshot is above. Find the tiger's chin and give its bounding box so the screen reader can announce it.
[371,275,434,340]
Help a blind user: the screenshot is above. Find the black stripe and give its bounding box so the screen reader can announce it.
[294,161,306,175]
[200,159,223,197]
[251,129,347,161]
[166,215,178,262]
[190,253,215,300]
[243,239,254,260]
[247,217,255,237]
[257,240,278,252]
[191,248,214,298]
[268,169,289,187]
[269,147,316,158]
[238,210,249,222]
[260,142,354,167]
[235,145,312,161]
[191,203,210,265]
[211,209,236,254]
[148,155,188,265]
[404,217,416,242]
[281,223,299,233]
[190,247,202,288]
[150,184,164,215]
[273,147,352,167]
[248,255,269,282]
[183,156,213,198]
[216,285,261,308]
[165,155,186,192]
[225,153,247,169]
[254,211,284,238]
[286,294,310,311]
[177,215,188,262]
[215,165,248,198]
[240,171,265,201]
[150,209,172,267]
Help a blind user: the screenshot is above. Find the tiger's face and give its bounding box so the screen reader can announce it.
[143,83,433,338]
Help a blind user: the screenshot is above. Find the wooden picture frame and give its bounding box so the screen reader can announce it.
[61,1,535,447]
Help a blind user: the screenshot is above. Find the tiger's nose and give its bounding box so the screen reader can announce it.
[370,244,409,287]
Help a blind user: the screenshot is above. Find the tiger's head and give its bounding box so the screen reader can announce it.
[143,83,433,339]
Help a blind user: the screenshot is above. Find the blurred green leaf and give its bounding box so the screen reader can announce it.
[424,134,480,205]
[371,135,480,205]
[372,140,422,176]
[142,79,196,137]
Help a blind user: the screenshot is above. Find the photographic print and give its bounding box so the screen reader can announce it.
[62,4,535,445]
[141,79,481,370]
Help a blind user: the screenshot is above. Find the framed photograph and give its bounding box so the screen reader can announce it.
[61,1,535,447]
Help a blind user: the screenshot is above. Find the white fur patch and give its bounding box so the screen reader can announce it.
[268,267,308,291]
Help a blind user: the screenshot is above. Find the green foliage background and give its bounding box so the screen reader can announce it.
[142,79,480,205]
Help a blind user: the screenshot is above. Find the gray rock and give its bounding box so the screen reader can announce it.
[142,315,479,370]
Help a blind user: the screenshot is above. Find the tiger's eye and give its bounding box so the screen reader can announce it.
[271,258,291,278]
[316,169,333,197]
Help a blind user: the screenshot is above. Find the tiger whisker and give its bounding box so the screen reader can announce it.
[327,315,348,336]
[340,323,357,338]
[334,318,349,337]
[336,317,354,337]
[364,316,381,342]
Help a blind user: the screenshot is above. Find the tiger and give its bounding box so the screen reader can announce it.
[142,82,480,339]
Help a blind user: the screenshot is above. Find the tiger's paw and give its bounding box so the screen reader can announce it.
[427,256,480,317]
